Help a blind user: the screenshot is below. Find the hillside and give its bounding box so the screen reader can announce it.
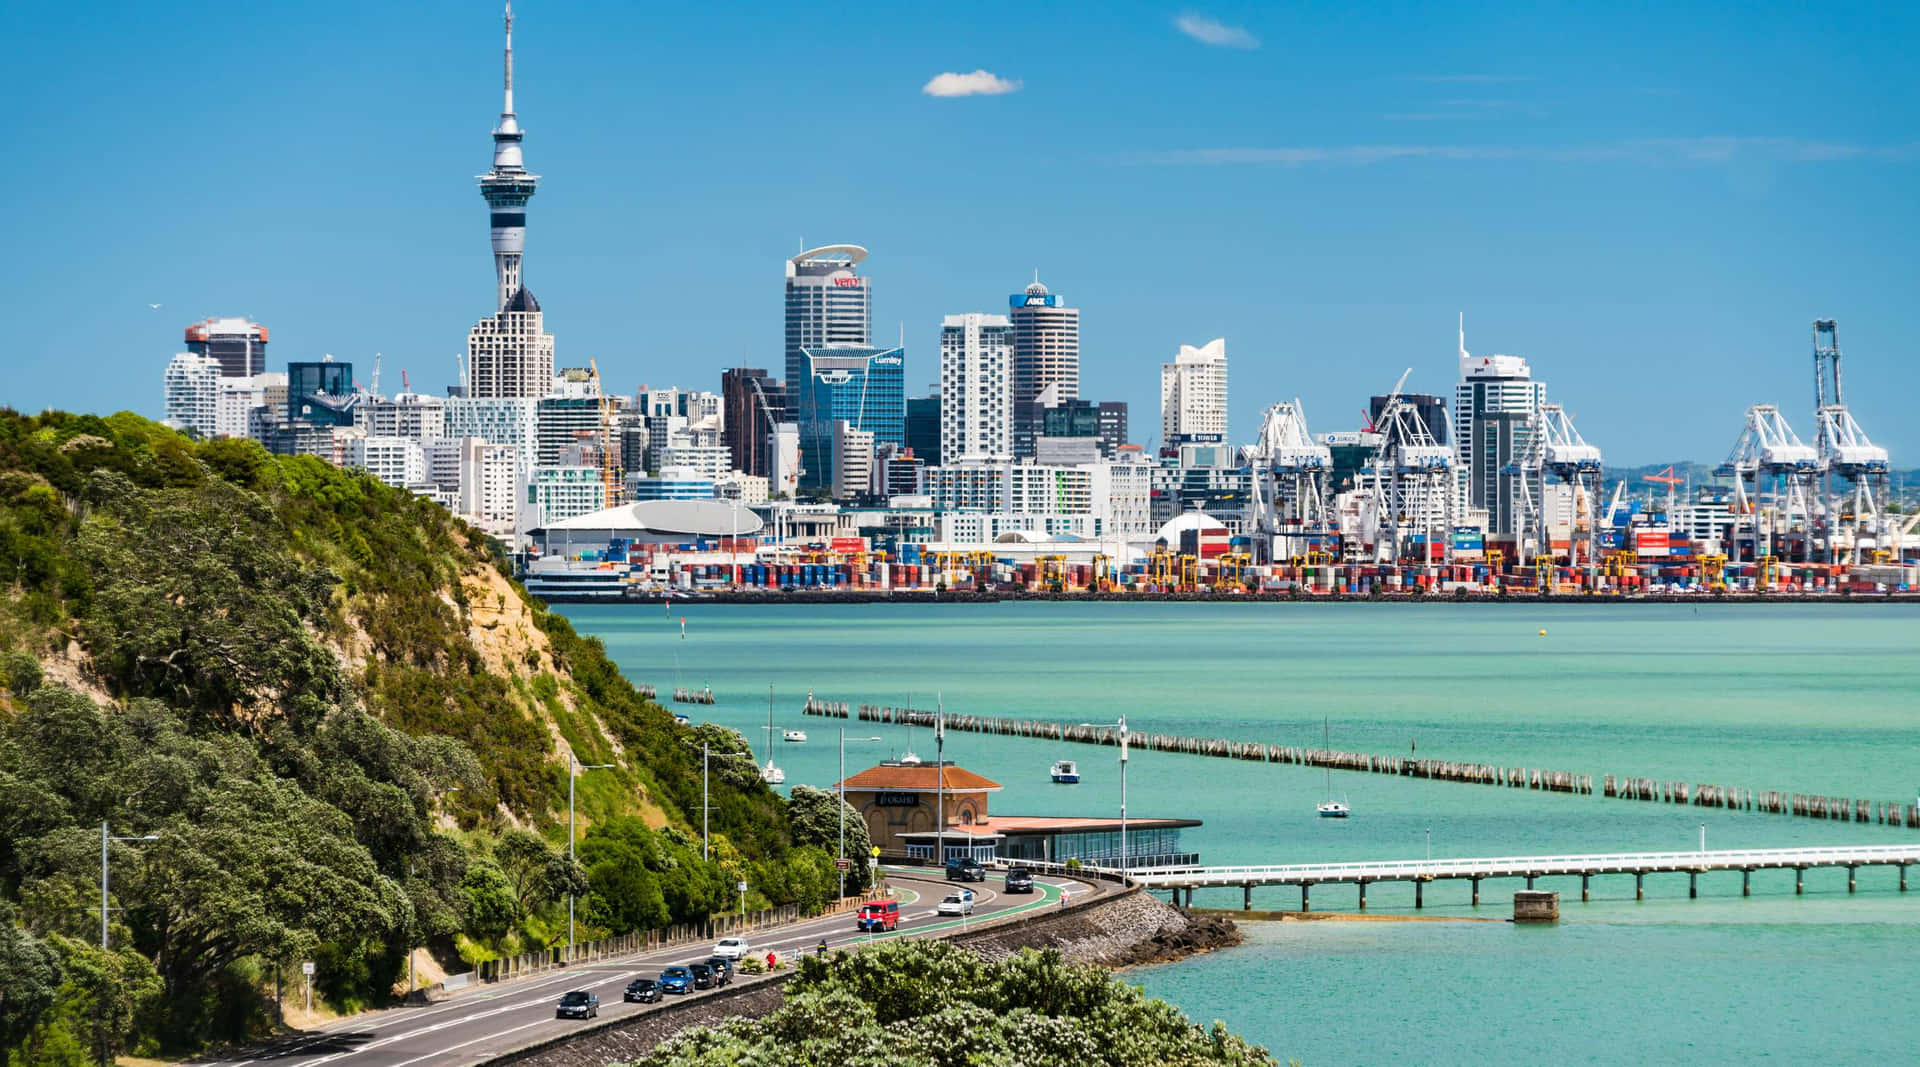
[0,411,839,1063]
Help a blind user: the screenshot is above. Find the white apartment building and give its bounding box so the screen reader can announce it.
[525,466,607,528]
[359,392,447,441]
[162,353,221,437]
[939,313,1013,464]
[714,473,770,506]
[658,444,730,482]
[347,436,428,489]
[445,396,539,477]
[215,372,286,440]
[832,420,876,500]
[925,458,1153,541]
[459,436,521,536]
[769,422,801,499]
[1160,338,1229,442]
[423,437,465,496]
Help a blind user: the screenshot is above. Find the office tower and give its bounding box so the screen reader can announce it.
[162,353,221,437]
[904,392,941,460]
[1041,398,1129,459]
[784,245,871,387]
[939,313,1013,464]
[1009,276,1080,458]
[1453,321,1546,536]
[832,421,876,500]
[796,345,904,491]
[287,358,356,426]
[467,3,554,398]
[721,367,790,478]
[183,317,269,378]
[458,436,522,534]
[535,370,604,468]
[1160,338,1228,443]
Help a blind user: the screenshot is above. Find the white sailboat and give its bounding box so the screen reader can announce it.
[759,686,785,785]
[896,692,922,765]
[1315,716,1349,818]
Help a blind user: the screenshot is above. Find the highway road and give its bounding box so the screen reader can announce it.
[199,869,1100,1067]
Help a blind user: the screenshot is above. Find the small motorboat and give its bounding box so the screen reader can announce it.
[782,729,808,743]
[1315,799,1350,818]
[760,760,786,786]
[1050,759,1080,784]
[672,713,691,726]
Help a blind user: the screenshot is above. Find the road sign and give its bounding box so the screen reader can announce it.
[834,858,852,871]
[869,846,881,858]
[737,881,748,893]
[301,961,315,976]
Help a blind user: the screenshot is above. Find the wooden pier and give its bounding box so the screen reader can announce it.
[671,686,715,705]
[798,701,1920,829]
[1132,843,1920,911]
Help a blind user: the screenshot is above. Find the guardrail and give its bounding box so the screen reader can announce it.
[473,898,864,983]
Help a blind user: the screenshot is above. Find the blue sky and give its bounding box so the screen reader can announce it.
[10,0,1918,464]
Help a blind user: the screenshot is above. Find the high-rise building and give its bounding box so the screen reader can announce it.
[459,436,521,534]
[721,367,790,478]
[1009,277,1080,458]
[216,373,286,440]
[525,466,606,527]
[287,358,356,426]
[796,345,904,491]
[184,317,269,379]
[1160,338,1228,443]
[535,372,605,468]
[1369,393,1448,446]
[162,353,220,437]
[467,3,553,399]
[939,313,1013,464]
[832,421,877,501]
[1042,399,1129,459]
[1452,323,1545,537]
[904,392,941,460]
[347,436,429,489]
[784,245,871,386]
[358,391,447,441]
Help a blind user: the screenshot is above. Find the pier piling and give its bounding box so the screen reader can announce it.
[1901,865,1909,893]
[1795,867,1805,895]
[1848,866,1857,893]
[1743,869,1751,897]
[1300,884,1310,912]
[1581,873,1590,902]
[1635,872,1644,901]
[1471,877,1481,906]
[1414,880,1423,909]
[1358,881,1367,910]
[1689,871,1697,899]
[1244,885,1253,911]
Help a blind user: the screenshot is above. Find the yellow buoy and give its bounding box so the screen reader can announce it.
[1538,629,1547,636]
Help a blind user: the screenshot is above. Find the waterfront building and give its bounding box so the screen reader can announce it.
[904,392,941,460]
[1161,338,1229,443]
[714,473,769,506]
[287,358,356,426]
[657,443,730,482]
[467,5,552,398]
[347,436,428,489]
[1009,277,1080,459]
[627,467,716,502]
[162,353,221,437]
[1453,324,1546,537]
[926,458,1152,541]
[183,316,268,379]
[784,245,871,387]
[796,345,905,492]
[721,367,790,478]
[525,465,606,528]
[939,313,1013,464]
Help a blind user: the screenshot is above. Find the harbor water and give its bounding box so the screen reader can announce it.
[561,600,1920,1062]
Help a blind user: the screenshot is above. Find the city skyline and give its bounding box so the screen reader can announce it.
[9,1,1920,464]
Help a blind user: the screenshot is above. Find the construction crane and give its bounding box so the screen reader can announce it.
[1810,320,1891,564]
[1642,465,1684,513]
[1247,399,1334,564]
[1719,404,1821,563]
[1365,370,1454,565]
[587,358,621,506]
[368,352,383,398]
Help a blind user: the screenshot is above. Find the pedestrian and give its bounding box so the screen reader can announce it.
[765,950,777,970]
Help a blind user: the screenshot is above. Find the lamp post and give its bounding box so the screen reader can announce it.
[100,823,157,1067]
[838,729,881,900]
[702,742,710,862]
[1699,823,1706,853]
[1076,716,1129,875]
[1426,826,1431,863]
[568,755,615,963]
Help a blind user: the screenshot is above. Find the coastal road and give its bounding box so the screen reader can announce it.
[200,869,1102,1067]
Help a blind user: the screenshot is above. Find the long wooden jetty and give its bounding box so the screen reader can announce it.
[800,701,1920,829]
[1133,843,1920,910]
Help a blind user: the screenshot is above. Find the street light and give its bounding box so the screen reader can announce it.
[1699,823,1706,853]
[567,754,615,963]
[838,729,881,901]
[1425,826,1431,863]
[1076,716,1129,875]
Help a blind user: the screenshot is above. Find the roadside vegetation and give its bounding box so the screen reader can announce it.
[0,411,863,1064]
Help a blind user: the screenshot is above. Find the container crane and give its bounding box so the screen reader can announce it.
[1248,399,1334,563]
[1540,405,1603,569]
[1719,404,1821,563]
[1810,320,1891,564]
[1365,370,1454,565]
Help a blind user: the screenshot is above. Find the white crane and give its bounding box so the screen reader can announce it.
[1811,320,1891,563]
[1248,399,1333,562]
[1512,404,1604,568]
[1719,404,1821,563]
[1365,370,1454,566]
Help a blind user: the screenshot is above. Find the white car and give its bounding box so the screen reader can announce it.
[713,936,750,960]
[936,890,975,916]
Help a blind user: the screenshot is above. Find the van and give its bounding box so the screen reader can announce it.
[856,899,900,932]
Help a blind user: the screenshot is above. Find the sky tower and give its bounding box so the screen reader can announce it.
[480,1,539,312]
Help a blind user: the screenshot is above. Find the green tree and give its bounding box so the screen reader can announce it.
[786,785,873,894]
[459,860,518,943]
[0,900,63,1052]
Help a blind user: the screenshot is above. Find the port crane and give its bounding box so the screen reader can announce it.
[1512,403,1604,570]
[1364,370,1454,565]
[1810,320,1891,563]
[1247,399,1333,563]
[1719,404,1821,563]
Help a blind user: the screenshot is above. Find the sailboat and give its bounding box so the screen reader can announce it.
[1315,716,1349,818]
[895,692,923,765]
[759,686,785,785]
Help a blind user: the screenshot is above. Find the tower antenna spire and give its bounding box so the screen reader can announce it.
[503,1,515,116]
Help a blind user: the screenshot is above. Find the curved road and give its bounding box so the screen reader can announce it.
[200,869,1103,1067]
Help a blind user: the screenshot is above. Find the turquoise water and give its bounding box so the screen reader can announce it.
[561,601,1920,1061]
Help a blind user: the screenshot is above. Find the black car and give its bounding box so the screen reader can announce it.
[623,978,660,1003]
[703,957,733,986]
[687,962,716,990]
[945,858,987,882]
[555,990,598,1019]
[1004,867,1035,893]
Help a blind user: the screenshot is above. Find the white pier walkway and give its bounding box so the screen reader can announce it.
[1122,843,1920,910]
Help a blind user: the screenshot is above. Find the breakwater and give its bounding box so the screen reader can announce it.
[802,702,1920,829]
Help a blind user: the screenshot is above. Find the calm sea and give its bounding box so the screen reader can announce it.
[560,601,1920,1063]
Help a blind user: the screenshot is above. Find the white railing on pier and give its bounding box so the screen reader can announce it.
[1118,843,1920,887]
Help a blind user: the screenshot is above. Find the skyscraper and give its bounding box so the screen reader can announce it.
[796,345,903,492]
[1160,338,1228,443]
[939,313,1013,464]
[784,245,871,387]
[904,392,942,461]
[1009,276,1080,458]
[721,367,790,478]
[466,2,553,399]
[287,358,355,426]
[1452,320,1546,536]
[162,353,220,437]
[184,317,268,378]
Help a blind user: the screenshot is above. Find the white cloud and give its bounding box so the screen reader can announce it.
[921,70,1023,98]
[1175,12,1260,50]
[1140,137,1918,167]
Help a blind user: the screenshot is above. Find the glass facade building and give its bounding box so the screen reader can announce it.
[797,346,904,491]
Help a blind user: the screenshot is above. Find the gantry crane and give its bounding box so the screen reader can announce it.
[1719,404,1821,563]
[1365,370,1455,565]
[1810,320,1891,564]
[1248,399,1334,564]
[1533,404,1603,570]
